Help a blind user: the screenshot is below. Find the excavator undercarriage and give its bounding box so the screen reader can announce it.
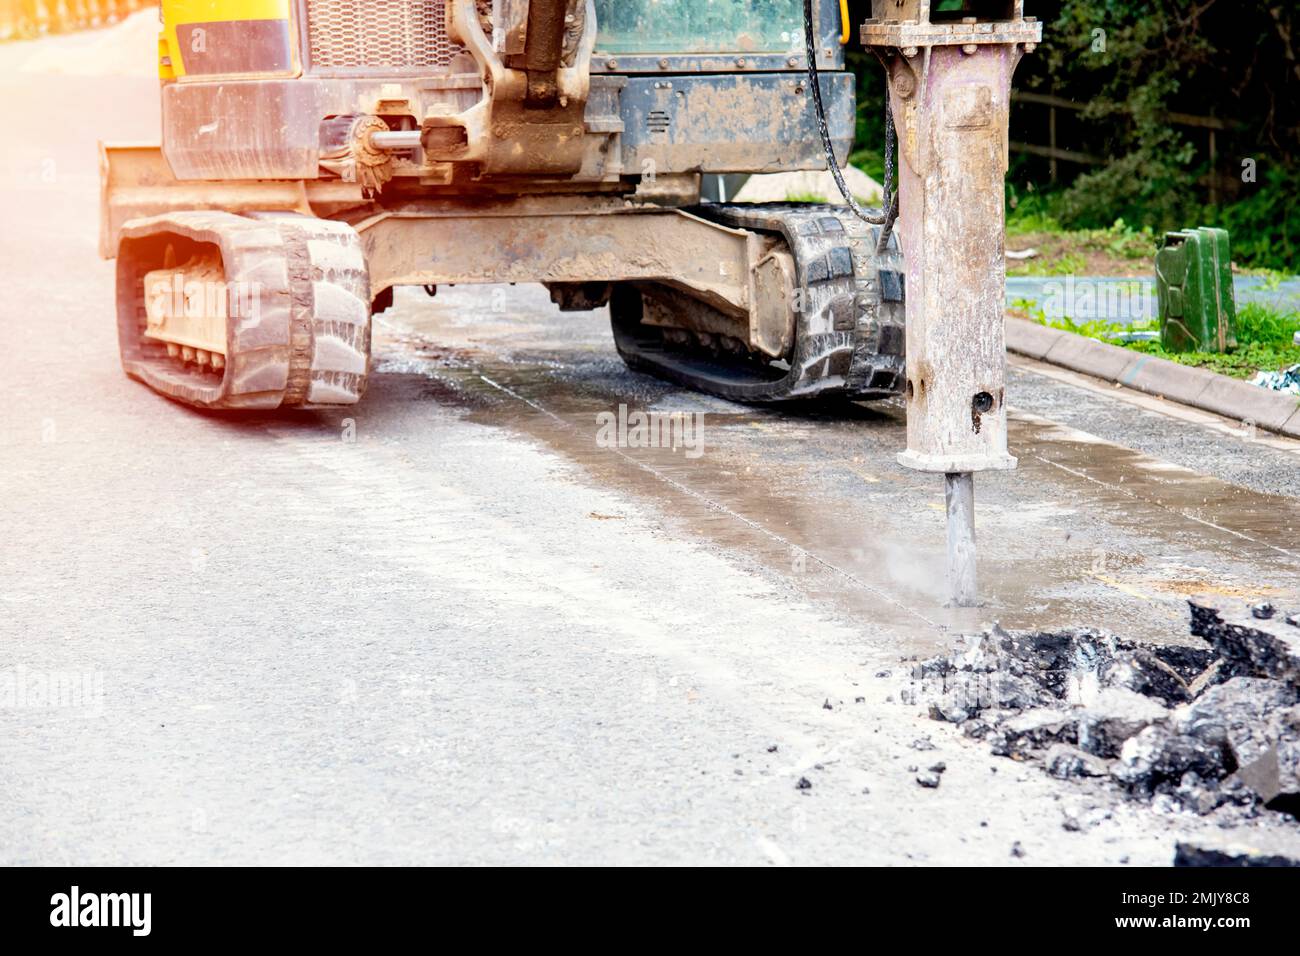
[103,0,897,408]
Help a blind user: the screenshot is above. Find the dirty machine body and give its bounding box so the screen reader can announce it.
[102,1,1039,605]
[103,0,912,410]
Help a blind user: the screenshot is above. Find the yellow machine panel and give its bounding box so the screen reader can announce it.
[158,0,295,79]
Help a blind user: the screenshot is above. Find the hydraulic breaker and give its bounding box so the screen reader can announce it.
[860,2,1042,606]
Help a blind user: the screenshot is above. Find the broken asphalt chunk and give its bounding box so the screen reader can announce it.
[1076,688,1170,758]
[988,708,1077,759]
[1111,725,1230,796]
[1189,599,1300,688]
[1174,830,1300,867]
[1252,602,1277,620]
[1101,648,1192,705]
[1174,677,1300,806]
[909,612,1300,820]
[1044,744,1110,779]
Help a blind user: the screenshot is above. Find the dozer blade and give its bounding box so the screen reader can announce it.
[99,143,365,260]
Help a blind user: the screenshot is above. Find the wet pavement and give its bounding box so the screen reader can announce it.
[386,282,1300,652]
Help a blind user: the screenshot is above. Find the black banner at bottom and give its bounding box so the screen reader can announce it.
[0,864,1293,943]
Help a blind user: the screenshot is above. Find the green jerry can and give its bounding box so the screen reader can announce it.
[1155,227,1237,353]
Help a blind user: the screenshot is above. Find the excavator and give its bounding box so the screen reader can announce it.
[99,1,1042,604]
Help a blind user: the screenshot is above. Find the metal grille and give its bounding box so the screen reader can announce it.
[305,0,463,71]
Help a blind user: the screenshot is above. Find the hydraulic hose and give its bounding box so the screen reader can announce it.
[802,0,899,251]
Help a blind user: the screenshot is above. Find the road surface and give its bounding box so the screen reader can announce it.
[1,16,1298,865]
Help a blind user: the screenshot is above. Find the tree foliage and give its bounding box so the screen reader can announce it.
[847,1,1300,270]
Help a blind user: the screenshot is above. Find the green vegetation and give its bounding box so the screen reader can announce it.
[846,1,1300,274]
[1014,1,1300,273]
[1012,298,1300,379]
[1005,214,1158,276]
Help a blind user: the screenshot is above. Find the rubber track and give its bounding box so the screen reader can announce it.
[115,212,370,410]
[610,203,906,403]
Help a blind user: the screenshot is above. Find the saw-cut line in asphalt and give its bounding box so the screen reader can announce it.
[475,373,947,633]
[1009,353,1300,457]
[1011,410,1297,562]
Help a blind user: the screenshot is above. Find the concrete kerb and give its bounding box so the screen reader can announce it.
[1005,316,1300,439]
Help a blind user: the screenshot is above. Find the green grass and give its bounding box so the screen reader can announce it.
[1015,299,1300,380]
[1003,205,1162,276]
[1121,338,1300,379]
[1005,190,1061,235]
[1007,211,1154,258]
[1237,300,1300,345]
[1013,251,1089,277]
[1083,219,1156,260]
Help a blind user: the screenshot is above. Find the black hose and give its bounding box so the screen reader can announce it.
[802,0,899,249]
[876,84,899,254]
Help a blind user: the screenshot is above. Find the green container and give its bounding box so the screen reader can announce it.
[1155,227,1237,353]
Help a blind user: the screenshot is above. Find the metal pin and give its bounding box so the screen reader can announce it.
[944,472,978,607]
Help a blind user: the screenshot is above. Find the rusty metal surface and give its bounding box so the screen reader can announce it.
[440,0,595,176]
[620,72,855,175]
[355,196,761,318]
[861,2,1041,51]
[861,19,1041,50]
[98,143,365,258]
[520,0,568,106]
[863,6,1040,604]
[877,41,1027,474]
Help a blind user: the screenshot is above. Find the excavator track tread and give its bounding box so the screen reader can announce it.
[610,202,906,403]
[115,212,370,410]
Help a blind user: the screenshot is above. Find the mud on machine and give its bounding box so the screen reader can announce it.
[100,1,1040,604]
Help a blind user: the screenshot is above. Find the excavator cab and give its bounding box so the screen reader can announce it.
[594,0,803,53]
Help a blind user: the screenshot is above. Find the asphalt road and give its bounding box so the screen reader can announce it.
[1,17,1298,865]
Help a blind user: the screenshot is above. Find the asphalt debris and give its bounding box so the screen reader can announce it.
[913,599,1300,823]
[1190,600,1300,687]
[1045,744,1110,779]
[1174,830,1300,867]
